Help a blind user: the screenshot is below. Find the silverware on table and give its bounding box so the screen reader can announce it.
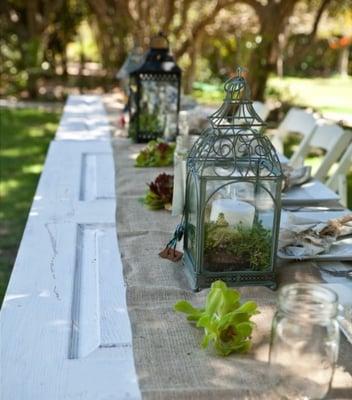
[283,206,347,212]
[320,268,352,279]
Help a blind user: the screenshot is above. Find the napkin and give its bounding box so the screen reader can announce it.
[282,165,312,191]
[279,213,352,257]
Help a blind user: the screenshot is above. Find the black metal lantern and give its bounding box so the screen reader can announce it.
[128,32,181,143]
[183,68,283,291]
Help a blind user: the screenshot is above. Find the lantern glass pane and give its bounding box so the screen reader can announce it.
[129,77,138,116]
[140,79,179,140]
[203,178,273,273]
[185,173,198,267]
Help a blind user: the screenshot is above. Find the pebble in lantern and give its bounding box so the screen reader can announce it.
[183,68,283,291]
[128,32,181,143]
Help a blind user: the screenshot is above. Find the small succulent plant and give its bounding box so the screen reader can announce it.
[174,280,259,356]
[135,140,175,167]
[143,173,174,210]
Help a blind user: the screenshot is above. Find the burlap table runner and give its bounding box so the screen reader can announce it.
[112,138,352,399]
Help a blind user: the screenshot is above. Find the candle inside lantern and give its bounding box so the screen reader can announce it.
[210,199,255,228]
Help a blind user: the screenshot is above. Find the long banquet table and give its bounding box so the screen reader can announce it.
[113,137,352,400]
[1,95,350,400]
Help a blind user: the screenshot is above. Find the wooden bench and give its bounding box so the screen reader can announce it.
[0,96,140,399]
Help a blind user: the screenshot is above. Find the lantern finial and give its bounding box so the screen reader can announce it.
[223,67,250,102]
[209,67,264,129]
[236,66,247,78]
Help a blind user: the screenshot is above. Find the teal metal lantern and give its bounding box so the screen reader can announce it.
[183,69,283,291]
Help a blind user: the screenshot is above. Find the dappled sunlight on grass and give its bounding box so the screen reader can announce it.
[0,107,59,304]
[22,164,43,174]
[193,76,352,117]
[268,76,352,116]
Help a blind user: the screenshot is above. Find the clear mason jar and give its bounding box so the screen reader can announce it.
[172,134,199,216]
[269,283,340,400]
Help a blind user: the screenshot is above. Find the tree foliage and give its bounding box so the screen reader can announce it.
[1,0,350,99]
[0,0,84,96]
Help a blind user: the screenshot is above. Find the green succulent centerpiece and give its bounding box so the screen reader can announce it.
[174,280,259,356]
[143,173,174,210]
[135,140,175,167]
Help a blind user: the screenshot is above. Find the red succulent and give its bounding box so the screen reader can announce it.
[148,173,174,204]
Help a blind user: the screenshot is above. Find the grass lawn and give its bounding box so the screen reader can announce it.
[193,75,352,117]
[0,108,60,305]
[268,75,352,115]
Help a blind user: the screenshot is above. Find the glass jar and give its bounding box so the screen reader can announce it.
[269,283,340,400]
[179,110,189,136]
[172,134,199,216]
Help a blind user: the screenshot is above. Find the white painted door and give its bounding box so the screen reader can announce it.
[55,96,112,141]
[0,140,140,400]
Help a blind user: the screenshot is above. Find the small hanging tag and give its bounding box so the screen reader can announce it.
[159,247,183,262]
[159,220,185,262]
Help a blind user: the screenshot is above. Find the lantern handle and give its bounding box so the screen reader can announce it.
[150,31,170,49]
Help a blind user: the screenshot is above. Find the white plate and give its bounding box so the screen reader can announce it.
[278,210,352,261]
[279,210,349,227]
[282,180,339,205]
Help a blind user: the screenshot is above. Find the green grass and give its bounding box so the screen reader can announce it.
[192,75,352,117]
[0,108,60,305]
[268,75,352,115]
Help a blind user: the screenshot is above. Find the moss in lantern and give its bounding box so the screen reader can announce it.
[129,111,162,142]
[204,213,271,271]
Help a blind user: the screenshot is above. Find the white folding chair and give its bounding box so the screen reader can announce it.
[290,121,351,182]
[268,107,318,154]
[326,142,352,207]
[253,101,270,121]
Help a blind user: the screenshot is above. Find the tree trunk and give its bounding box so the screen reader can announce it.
[337,46,350,76]
[248,0,298,100]
[276,33,286,78]
[183,33,203,94]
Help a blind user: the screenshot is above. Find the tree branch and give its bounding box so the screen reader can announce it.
[288,0,334,63]
[309,0,333,39]
[162,0,176,33]
[175,0,232,58]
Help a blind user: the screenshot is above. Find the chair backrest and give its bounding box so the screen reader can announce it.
[277,107,318,139]
[326,142,352,206]
[310,123,346,151]
[253,101,270,121]
[290,121,351,181]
